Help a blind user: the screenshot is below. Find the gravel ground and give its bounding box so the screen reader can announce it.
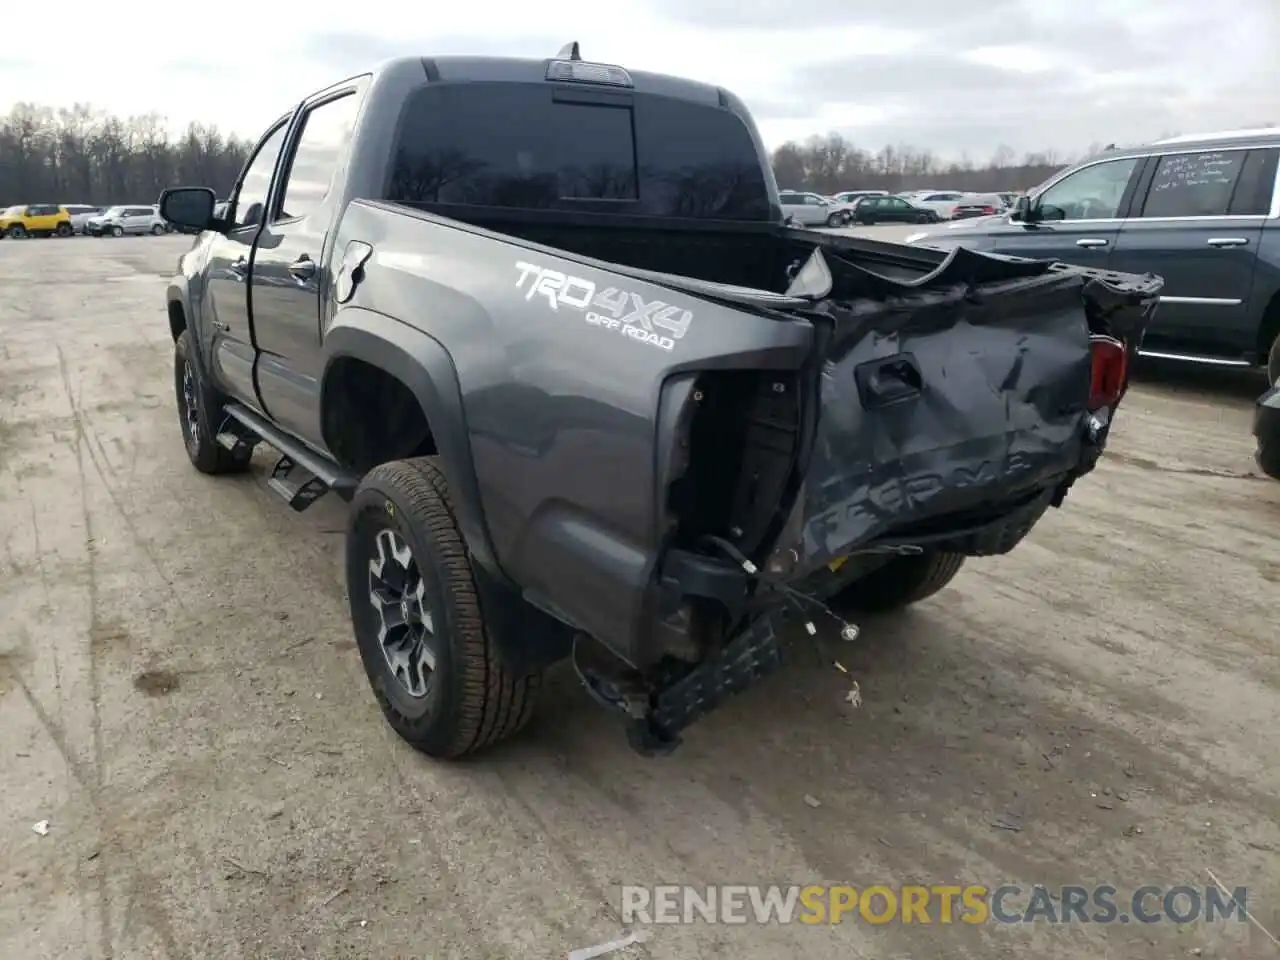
[2,234,1278,960]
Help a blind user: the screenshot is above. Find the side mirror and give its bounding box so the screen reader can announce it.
[158,187,218,232]
[1010,196,1030,221]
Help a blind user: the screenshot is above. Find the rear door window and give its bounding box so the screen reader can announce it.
[1136,150,1248,218]
[275,91,361,222]
[385,82,772,220]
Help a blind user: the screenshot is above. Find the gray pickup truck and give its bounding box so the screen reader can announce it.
[158,44,1161,758]
[904,129,1280,382]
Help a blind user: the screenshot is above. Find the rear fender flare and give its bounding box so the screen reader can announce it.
[320,307,502,580]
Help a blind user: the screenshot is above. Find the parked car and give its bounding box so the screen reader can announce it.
[62,204,104,234]
[0,203,73,238]
[951,193,1009,220]
[901,128,1280,375]
[830,190,888,205]
[852,194,941,224]
[1256,383,1280,479]
[156,48,1158,759]
[778,190,857,226]
[87,205,168,237]
[902,191,968,220]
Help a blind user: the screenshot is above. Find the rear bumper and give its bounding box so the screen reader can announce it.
[1254,384,1280,479]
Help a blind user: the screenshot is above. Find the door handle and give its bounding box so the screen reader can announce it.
[288,255,317,282]
[226,255,248,279]
[210,317,228,331]
[1206,237,1248,248]
[1076,238,1108,248]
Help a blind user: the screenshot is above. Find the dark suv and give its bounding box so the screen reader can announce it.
[904,129,1280,382]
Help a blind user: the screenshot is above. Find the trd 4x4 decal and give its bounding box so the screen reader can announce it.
[514,260,693,352]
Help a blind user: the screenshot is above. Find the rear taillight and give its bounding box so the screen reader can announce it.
[1088,335,1128,410]
[982,206,995,215]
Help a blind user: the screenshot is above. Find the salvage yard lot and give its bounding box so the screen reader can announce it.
[2,236,1279,960]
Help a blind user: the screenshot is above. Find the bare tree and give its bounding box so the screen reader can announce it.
[0,102,250,205]
[772,133,1073,195]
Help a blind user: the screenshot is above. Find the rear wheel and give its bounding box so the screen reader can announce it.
[55,222,72,237]
[827,551,966,615]
[347,458,542,759]
[1267,331,1280,386]
[173,330,252,475]
[915,213,932,223]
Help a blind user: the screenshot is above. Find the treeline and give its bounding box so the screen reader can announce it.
[0,102,1097,207]
[0,103,251,207]
[770,132,1091,195]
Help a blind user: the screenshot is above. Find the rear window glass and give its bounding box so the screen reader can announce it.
[385,82,771,220]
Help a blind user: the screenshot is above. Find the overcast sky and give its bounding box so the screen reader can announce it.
[2,0,1276,158]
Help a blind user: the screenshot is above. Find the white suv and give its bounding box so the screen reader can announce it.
[88,205,168,237]
[62,204,104,235]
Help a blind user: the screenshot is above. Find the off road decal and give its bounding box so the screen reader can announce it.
[513,261,693,352]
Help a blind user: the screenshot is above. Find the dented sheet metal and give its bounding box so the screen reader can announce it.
[769,245,1161,576]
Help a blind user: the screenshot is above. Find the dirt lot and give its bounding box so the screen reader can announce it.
[2,235,1279,960]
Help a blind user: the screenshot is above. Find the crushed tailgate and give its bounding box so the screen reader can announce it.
[766,244,1162,576]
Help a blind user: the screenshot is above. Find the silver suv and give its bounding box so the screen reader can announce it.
[87,205,168,237]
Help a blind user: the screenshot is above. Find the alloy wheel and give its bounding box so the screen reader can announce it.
[181,361,201,454]
[367,528,438,699]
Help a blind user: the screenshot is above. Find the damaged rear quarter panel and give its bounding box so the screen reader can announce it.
[334,202,811,662]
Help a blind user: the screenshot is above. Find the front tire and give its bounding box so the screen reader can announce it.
[173,330,252,475]
[347,458,542,759]
[826,213,844,227]
[1267,330,1280,386]
[110,225,124,237]
[151,223,165,235]
[827,551,966,615]
[7,225,27,239]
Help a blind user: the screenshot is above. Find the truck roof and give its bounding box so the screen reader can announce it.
[360,54,734,109]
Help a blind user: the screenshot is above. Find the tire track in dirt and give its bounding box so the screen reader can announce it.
[55,342,183,960]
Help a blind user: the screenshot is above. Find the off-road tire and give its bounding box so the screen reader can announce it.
[347,458,541,758]
[827,551,966,615]
[173,330,252,475]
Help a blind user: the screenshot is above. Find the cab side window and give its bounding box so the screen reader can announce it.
[1036,157,1140,221]
[232,122,289,231]
[276,92,361,222]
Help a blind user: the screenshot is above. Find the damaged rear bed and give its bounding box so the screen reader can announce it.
[574,225,1162,753]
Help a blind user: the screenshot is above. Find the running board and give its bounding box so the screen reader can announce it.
[1137,349,1253,368]
[221,403,360,511]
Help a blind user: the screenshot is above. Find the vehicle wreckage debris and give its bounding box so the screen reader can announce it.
[566,928,650,960]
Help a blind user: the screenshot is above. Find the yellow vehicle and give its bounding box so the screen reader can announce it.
[0,203,74,239]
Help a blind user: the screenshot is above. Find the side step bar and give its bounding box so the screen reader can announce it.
[220,403,360,511]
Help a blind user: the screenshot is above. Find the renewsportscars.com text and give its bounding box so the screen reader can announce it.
[620,883,1250,926]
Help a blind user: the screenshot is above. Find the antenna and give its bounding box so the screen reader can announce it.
[556,41,582,61]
